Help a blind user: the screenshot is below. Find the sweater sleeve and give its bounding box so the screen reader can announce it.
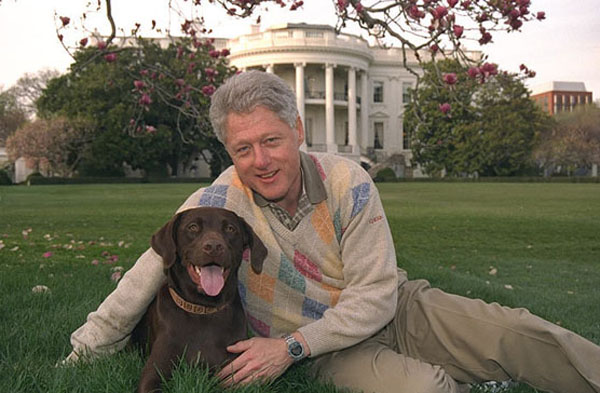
[68,247,166,359]
[67,185,211,361]
[298,171,400,357]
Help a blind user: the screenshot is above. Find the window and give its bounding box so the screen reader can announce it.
[344,122,349,146]
[402,82,413,104]
[374,122,384,149]
[305,118,313,147]
[402,126,411,150]
[373,81,384,103]
[305,31,324,38]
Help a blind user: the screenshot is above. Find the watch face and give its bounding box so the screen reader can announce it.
[290,343,303,356]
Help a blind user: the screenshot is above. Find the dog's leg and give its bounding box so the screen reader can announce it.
[137,340,176,393]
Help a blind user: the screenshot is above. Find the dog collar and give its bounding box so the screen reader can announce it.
[168,287,228,315]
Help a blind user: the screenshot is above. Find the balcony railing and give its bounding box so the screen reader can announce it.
[305,91,361,104]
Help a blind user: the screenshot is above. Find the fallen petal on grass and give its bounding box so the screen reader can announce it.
[110,271,122,283]
[504,284,514,290]
[43,252,53,258]
[32,285,51,294]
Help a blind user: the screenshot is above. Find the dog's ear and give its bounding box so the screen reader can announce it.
[151,213,181,268]
[239,218,267,274]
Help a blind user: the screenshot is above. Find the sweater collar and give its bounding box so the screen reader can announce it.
[252,151,327,207]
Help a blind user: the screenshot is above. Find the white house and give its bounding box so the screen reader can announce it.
[215,23,422,174]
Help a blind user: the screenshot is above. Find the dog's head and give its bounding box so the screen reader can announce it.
[151,207,267,298]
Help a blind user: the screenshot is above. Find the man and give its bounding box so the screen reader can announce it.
[67,71,600,393]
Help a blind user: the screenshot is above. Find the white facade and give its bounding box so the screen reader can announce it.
[215,23,422,170]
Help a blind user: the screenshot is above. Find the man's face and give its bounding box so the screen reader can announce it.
[224,106,304,214]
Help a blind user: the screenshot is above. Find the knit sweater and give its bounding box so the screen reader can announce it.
[70,152,400,359]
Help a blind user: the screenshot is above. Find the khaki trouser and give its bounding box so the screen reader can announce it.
[310,279,600,393]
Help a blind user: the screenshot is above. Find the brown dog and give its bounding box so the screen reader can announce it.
[131,207,267,393]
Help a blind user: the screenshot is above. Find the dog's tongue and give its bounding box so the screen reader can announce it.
[200,265,224,297]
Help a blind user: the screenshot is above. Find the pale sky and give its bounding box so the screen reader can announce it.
[1,0,599,100]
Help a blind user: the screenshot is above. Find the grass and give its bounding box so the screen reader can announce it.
[1,182,599,393]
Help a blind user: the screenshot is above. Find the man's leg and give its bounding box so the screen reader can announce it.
[310,328,465,393]
[392,279,600,393]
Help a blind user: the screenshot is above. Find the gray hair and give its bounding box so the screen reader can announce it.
[209,70,299,143]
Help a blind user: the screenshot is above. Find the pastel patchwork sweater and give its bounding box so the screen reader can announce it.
[70,152,400,358]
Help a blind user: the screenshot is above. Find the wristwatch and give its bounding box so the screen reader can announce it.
[283,334,305,361]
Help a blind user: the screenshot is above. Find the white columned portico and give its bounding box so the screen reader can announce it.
[295,62,306,151]
[360,70,369,151]
[347,67,358,154]
[325,63,336,153]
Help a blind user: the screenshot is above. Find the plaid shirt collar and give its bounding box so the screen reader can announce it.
[252,152,327,230]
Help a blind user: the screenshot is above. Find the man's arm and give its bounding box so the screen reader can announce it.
[66,247,166,362]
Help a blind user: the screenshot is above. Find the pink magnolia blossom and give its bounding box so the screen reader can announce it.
[443,73,458,85]
[354,2,363,13]
[104,53,117,63]
[176,46,184,59]
[59,16,70,26]
[479,30,492,45]
[480,62,498,76]
[408,5,425,20]
[337,0,348,12]
[208,49,220,58]
[133,80,145,90]
[509,19,523,30]
[97,40,107,50]
[439,103,451,115]
[452,25,464,38]
[145,125,157,133]
[431,6,448,20]
[175,78,186,87]
[467,67,480,78]
[448,0,458,8]
[139,93,152,106]
[220,48,231,57]
[201,85,216,96]
[536,11,545,20]
[79,38,88,47]
[204,67,218,78]
[461,0,471,8]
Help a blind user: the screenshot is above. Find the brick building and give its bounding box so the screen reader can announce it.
[530,81,593,116]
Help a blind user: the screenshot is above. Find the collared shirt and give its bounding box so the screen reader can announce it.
[252,151,327,231]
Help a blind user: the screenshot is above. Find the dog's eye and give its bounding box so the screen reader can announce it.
[225,224,236,234]
[188,223,200,232]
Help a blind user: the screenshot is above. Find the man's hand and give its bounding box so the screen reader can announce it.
[217,333,310,386]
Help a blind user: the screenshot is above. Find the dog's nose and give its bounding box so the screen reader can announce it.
[202,240,224,256]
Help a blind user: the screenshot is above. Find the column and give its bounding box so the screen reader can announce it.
[295,62,306,151]
[265,64,274,73]
[295,63,305,125]
[347,67,358,154]
[360,70,369,150]
[325,63,336,153]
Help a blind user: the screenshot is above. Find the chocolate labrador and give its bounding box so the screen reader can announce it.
[131,207,267,393]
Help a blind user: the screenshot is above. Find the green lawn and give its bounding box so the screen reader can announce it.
[1,183,598,393]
